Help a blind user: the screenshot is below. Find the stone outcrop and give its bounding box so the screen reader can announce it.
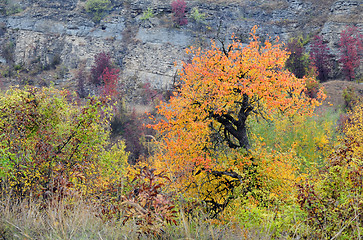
[0,0,362,93]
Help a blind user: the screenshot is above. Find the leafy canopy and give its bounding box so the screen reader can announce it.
[150,26,325,196]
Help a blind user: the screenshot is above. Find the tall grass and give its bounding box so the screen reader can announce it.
[1,195,313,239]
[0,196,252,240]
[249,108,341,171]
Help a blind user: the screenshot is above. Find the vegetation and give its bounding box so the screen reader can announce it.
[171,0,188,26]
[190,7,206,23]
[0,86,127,200]
[90,52,112,86]
[141,7,154,21]
[285,36,310,78]
[0,0,22,16]
[85,0,111,23]
[310,35,332,82]
[149,26,325,218]
[1,25,363,239]
[339,26,363,81]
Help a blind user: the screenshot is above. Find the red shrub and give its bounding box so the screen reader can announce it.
[310,35,332,82]
[90,52,112,85]
[100,67,120,98]
[171,0,188,26]
[339,26,363,81]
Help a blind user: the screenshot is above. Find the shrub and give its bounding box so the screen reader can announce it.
[285,37,310,78]
[141,7,154,21]
[190,7,205,23]
[122,165,177,236]
[90,52,112,86]
[310,35,332,82]
[305,77,321,99]
[339,26,363,81]
[342,86,359,111]
[76,64,88,98]
[50,54,61,69]
[0,86,128,200]
[1,41,14,65]
[171,0,188,26]
[85,0,111,23]
[100,67,120,98]
[0,0,22,16]
[297,103,363,238]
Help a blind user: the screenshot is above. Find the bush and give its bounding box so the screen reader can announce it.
[1,41,14,65]
[285,37,310,78]
[99,67,120,98]
[90,52,112,86]
[50,54,61,69]
[310,35,332,82]
[339,26,363,81]
[342,86,359,111]
[171,0,188,26]
[305,77,321,99]
[297,103,363,238]
[0,86,128,200]
[190,7,205,23]
[0,0,22,16]
[122,165,177,236]
[76,64,88,98]
[85,0,111,23]
[141,7,154,21]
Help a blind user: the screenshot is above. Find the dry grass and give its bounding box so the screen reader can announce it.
[0,197,133,239]
[0,196,253,240]
[1,195,308,239]
[321,80,363,109]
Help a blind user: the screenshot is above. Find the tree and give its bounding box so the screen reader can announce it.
[339,26,363,81]
[149,27,325,209]
[310,35,332,82]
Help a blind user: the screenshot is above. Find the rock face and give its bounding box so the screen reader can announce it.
[0,0,362,92]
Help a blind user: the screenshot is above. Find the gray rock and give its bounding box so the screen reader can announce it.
[0,0,361,93]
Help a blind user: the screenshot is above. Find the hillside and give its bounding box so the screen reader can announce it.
[1,1,363,239]
[0,0,362,97]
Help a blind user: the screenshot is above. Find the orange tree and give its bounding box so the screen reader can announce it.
[149,27,325,216]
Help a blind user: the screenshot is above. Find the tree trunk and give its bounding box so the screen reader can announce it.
[211,94,252,150]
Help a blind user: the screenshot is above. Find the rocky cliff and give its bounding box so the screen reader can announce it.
[0,0,362,95]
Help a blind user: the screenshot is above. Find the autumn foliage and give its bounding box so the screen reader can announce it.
[171,0,188,26]
[285,37,309,78]
[297,102,363,238]
[310,35,332,82]
[149,27,325,210]
[339,26,363,81]
[90,52,112,86]
[100,67,120,98]
[2,25,362,238]
[0,87,128,200]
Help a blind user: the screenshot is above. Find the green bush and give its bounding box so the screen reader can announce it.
[342,86,359,111]
[190,7,205,23]
[141,7,154,21]
[0,86,128,199]
[85,0,111,23]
